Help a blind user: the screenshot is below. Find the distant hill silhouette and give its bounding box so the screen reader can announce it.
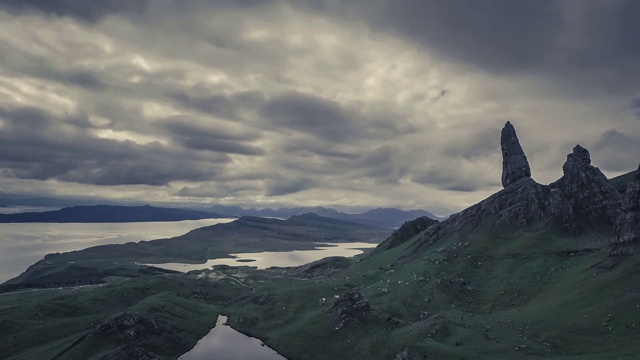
[0,205,230,223]
[208,205,439,228]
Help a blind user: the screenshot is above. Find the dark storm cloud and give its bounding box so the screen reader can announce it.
[370,0,560,71]
[442,127,499,160]
[282,141,359,159]
[65,72,105,90]
[161,119,264,156]
[412,163,500,193]
[264,177,316,197]
[592,129,640,173]
[167,90,265,120]
[176,182,260,198]
[308,0,640,91]
[0,106,227,186]
[260,92,357,143]
[260,92,414,145]
[0,0,148,23]
[352,146,407,184]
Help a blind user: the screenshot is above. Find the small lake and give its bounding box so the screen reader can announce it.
[0,218,235,283]
[179,315,286,360]
[145,242,377,272]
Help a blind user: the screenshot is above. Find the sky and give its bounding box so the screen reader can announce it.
[0,0,638,216]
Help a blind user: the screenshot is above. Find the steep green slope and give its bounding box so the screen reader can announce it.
[219,219,638,359]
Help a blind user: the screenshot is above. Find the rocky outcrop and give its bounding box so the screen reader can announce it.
[375,216,438,251]
[332,290,370,330]
[398,124,630,257]
[501,121,531,188]
[550,145,621,225]
[91,312,162,340]
[611,165,640,255]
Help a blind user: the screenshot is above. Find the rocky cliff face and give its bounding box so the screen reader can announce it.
[610,165,640,255]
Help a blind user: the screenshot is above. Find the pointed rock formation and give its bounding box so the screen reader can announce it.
[501,121,531,188]
[391,124,631,260]
[611,164,640,255]
[551,145,621,225]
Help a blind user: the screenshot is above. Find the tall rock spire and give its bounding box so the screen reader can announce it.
[500,121,531,188]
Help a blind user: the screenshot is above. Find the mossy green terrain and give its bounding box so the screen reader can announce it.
[0,275,233,359]
[219,224,640,360]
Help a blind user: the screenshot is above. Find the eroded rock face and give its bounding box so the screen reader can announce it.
[551,145,621,225]
[501,121,531,188]
[611,165,640,255]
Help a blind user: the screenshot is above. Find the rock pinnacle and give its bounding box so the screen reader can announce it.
[501,121,531,188]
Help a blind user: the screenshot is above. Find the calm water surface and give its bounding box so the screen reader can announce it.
[146,242,377,272]
[179,316,286,360]
[0,219,235,282]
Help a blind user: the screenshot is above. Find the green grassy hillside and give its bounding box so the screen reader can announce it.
[219,223,640,359]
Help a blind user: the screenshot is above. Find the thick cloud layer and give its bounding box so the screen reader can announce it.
[0,1,638,215]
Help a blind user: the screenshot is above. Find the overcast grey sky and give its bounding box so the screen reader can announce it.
[0,0,638,215]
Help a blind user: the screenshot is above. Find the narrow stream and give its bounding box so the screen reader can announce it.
[179,315,287,360]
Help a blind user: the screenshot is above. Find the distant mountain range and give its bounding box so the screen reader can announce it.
[208,205,440,228]
[0,205,229,223]
[0,203,438,228]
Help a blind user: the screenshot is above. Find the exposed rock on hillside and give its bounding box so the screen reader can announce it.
[332,290,370,330]
[376,216,438,251]
[611,165,640,255]
[501,121,531,187]
[550,145,621,225]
